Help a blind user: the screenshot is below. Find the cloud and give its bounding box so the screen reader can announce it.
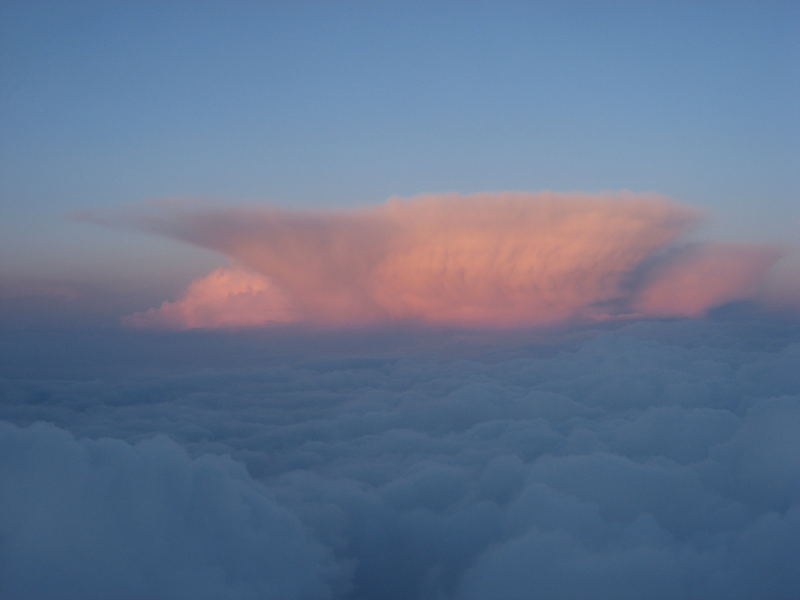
[1,319,799,598]
[0,422,342,600]
[114,192,783,329]
[759,253,800,313]
[122,266,296,329]
[633,242,783,317]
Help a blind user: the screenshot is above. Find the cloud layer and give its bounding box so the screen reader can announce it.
[1,319,799,598]
[120,193,782,329]
[0,423,340,600]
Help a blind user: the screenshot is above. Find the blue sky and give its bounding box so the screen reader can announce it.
[1,0,797,288]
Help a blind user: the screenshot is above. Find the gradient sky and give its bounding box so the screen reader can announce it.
[1,0,798,295]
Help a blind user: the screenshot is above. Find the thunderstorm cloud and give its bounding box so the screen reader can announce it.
[113,192,783,329]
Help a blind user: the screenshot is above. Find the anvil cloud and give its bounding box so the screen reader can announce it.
[121,193,781,329]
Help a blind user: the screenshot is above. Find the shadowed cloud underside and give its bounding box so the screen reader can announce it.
[122,193,781,329]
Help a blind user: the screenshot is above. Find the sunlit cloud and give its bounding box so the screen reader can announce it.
[122,267,295,329]
[759,253,800,314]
[118,192,784,329]
[632,243,783,318]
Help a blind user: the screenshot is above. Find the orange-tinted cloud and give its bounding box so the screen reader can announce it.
[123,266,295,329]
[758,252,800,313]
[122,192,783,329]
[632,243,782,317]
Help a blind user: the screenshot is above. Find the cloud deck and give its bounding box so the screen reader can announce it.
[2,319,799,599]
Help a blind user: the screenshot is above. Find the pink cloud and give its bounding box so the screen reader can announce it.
[758,253,800,313]
[122,192,782,329]
[632,243,782,317]
[123,267,294,329]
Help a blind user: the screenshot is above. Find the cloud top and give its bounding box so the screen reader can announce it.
[121,192,781,329]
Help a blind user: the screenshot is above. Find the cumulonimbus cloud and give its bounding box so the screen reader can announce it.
[117,192,783,329]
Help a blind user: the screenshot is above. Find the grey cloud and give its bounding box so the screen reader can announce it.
[1,318,799,599]
[0,422,342,600]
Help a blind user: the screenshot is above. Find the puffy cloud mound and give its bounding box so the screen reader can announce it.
[0,422,341,600]
[123,267,295,329]
[120,192,781,329]
[1,319,799,599]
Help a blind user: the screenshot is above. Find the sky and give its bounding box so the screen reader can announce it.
[1,0,798,315]
[1,3,800,599]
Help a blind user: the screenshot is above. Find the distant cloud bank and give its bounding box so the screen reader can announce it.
[117,193,784,329]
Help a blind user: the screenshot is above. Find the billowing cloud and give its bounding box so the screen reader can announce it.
[2,320,799,598]
[633,243,783,317]
[123,266,295,329]
[117,193,782,329]
[759,253,800,314]
[0,422,341,600]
